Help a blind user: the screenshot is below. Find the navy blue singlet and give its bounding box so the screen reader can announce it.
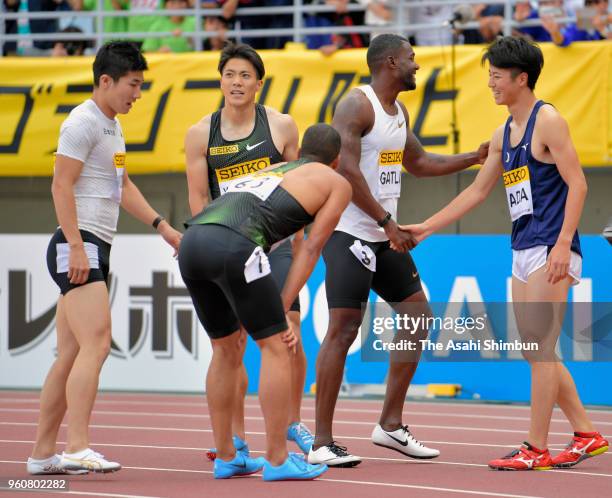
[501,100,581,255]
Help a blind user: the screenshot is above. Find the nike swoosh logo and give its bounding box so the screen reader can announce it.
[398,121,405,128]
[385,432,408,446]
[246,140,265,151]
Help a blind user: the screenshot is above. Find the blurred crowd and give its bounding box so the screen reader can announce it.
[2,0,610,56]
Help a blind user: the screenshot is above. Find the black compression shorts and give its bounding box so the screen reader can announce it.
[322,230,423,309]
[269,239,300,313]
[46,228,111,295]
[178,224,288,341]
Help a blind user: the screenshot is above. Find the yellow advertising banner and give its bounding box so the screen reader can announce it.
[0,41,610,176]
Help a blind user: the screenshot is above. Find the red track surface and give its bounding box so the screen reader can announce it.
[0,391,610,498]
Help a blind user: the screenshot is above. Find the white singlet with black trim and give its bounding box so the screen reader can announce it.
[55,99,126,243]
[335,85,407,242]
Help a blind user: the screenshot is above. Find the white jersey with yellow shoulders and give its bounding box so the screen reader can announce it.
[55,99,126,243]
[335,85,406,242]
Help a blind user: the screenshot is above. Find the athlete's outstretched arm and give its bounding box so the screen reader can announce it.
[537,106,587,284]
[399,126,503,242]
[120,171,183,254]
[332,90,415,252]
[280,173,352,312]
[399,103,489,178]
[185,118,211,216]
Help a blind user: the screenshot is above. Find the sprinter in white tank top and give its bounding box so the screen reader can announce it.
[308,34,489,468]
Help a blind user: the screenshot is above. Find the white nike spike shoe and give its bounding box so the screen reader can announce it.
[60,448,121,473]
[371,424,440,459]
[307,442,362,467]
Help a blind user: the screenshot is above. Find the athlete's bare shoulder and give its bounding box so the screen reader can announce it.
[264,106,299,157]
[303,162,351,191]
[332,87,374,133]
[185,114,212,152]
[264,106,296,127]
[535,103,566,128]
[491,123,505,150]
[338,87,373,114]
[189,113,212,134]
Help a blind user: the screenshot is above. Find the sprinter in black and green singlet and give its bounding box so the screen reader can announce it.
[183,42,315,457]
[178,124,351,481]
[206,103,284,199]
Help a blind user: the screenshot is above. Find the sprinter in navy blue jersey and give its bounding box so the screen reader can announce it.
[402,36,608,471]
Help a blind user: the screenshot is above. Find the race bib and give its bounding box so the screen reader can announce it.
[350,240,376,272]
[216,157,271,195]
[378,150,403,199]
[225,173,282,201]
[503,165,533,221]
[244,246,271,283]
[111,152,126,203]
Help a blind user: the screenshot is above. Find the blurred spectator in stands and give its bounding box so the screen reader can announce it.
[128,0,163,47]
[218,0,267,48]
[353,1,419,45]
[28,0,81,52]
[303,0,334,49]
[513,0,547,40]
[409,0,453,46]
[267,0,293,49]
[76,0,129,37]
[203,14,231,50]
[356,0,395,40]
[306,0,365,55]
[3,0,19,55]
[461,3,505,44]
[51,25,88,55]
[587,0,611,39]
[516,0,608,45]
[141,0,194,52]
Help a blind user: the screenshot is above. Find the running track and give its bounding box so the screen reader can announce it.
[0,391,610,498]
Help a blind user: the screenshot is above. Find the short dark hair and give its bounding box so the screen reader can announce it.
[482,36,544,90]
[218,42,265,79]
[300,124,341,165]
[366,34,410,72]
[93,41,148,86]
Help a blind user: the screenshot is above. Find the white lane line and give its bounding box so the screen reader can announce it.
[2,407,610,427]
[0,438,579,453]
[0,420,594,438]
[2,394,611,412]
[0,460,546,498]
[0,438,581,453]
[2,397,610,421]
[2,441,610,477]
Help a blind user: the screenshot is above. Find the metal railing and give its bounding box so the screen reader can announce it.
[0,0,580,55]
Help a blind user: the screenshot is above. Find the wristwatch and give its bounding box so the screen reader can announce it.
[377,211,392,228]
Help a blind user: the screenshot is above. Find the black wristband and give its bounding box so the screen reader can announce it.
[377,211,392,228]
[152,215,165,229]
